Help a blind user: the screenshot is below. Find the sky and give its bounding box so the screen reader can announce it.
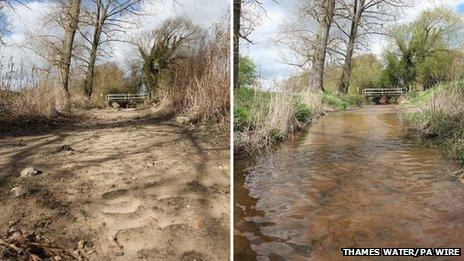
[0,0,229,73]
[1,0,463,87]
[241,0,464,87]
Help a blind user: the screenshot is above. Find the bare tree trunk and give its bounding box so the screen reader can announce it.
[338,0,364,94]
[60,0,81,95]
[81,0,144,98]
[233,0,241,90]
[83,28,101,98]
[83,3,106,99]
[309,0,335,92]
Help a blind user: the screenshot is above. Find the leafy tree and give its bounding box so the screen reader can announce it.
[322,54,382,94]
[379,51,403,88]
[238,56,257,88]
[381,7,464,89]
[416,50,458,88]
[349,54,382,93]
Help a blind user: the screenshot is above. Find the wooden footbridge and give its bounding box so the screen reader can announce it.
[106,93,150,103]
[362,88,407,98]
[106,93,150,107]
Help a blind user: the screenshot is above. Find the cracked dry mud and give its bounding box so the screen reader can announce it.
[0,108,229,260]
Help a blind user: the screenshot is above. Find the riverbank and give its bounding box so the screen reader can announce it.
[234,87,362,157]
[402,81,464,165]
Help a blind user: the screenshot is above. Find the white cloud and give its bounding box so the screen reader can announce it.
[0,1,54,64]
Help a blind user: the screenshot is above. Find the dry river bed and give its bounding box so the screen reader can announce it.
[0,108,229,260]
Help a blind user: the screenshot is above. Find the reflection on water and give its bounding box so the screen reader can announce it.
[234,106,464,260]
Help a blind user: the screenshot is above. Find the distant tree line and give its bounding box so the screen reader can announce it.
[0,0,226,106]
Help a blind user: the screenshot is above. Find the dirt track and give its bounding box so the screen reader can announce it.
[0,108,230,260]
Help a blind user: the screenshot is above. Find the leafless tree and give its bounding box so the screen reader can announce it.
[0,0,18,45]
[79,0,144,99]
[233,0,240,89]
[0,1,9,45]
[22,0,83,95]
[309,0,336,92]
[60,0,82,96]
[277,0,336,92]
[279,0,407,92]
[337,0,408,94]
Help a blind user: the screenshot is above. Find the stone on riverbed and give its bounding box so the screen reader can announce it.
[20,167,42,178]
[11,186,30,197]
[176,116,191,125]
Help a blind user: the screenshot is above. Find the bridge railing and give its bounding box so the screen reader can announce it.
[362,88,407,97]
[106,93,150,103]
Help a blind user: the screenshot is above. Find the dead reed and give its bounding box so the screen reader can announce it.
[165,24,230,126]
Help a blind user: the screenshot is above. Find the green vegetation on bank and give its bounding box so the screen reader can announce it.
[403,81,464,164]
[234,87,320,153]
[234,55,366,155]
[234,86,361,154]
[389,8,464,164]
[321,92,363,110]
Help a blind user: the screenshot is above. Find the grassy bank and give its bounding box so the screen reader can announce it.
[234,87,362,155]
[403,81,464,164]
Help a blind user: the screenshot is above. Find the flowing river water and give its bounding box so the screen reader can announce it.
[234,105,464,260]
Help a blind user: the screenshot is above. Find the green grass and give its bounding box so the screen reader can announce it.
[234,87,271,131]
[293,94,313,122]
[403,87,439,107]
[321,91,363,110]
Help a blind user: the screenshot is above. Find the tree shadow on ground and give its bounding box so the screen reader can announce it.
[0,109,229,259]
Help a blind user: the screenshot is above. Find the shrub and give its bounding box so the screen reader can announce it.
[234,107,253,131]
[404,81,464,163]
[269,128,284,143]
[234,87,271,131]
[293,95,312,122]
[349,54,382,94]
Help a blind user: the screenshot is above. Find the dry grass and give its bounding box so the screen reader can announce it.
[235,90,294,154]
[405,81,464,163]
[234,82,323,155]
[1,82,68,122]
[0,82,69,134]
[0,57,68,123]
[163,23,230,126]
[0,60,69,133]
[9,83,67,118]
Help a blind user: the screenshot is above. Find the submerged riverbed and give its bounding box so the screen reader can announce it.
[235,105,464,260]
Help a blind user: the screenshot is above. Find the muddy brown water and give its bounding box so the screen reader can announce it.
[234,105,464,260]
